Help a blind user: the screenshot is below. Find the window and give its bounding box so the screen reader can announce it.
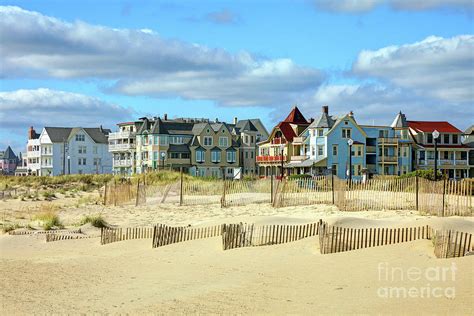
[170,136,184,144]
[159,136,168,145]
[332,164,338,175]
[251,136,254,143]
[318,129,323,137]
[332,145,338,156]
[153,151,158,160]
[211,150,221,163]
[250,152,253,159]
[245,151,248,159]
[427,134,433,144]
[154,136,159,145]
[245,135,249,143]
[78,158,87,165]
[356,146,362,157]
[204,136,213,146]
[443,134,450,144]
[182,153,190,159]
[219,137,228,147]
[311,147,316,156]
[196,150,205,162]
[443,151,449,160]
[452,135,458,144]
[227,151,236,163]
[403,147,407,157]
[342,128,351,139]
[170,152,180,159]
[93,146,98,154]
[78,146,87,154]
[317,145,324,156]
[93,158,101,166]
[75,134,85,141]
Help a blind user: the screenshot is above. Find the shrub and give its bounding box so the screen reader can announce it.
[79,214,107,228]
[42,191,56,199]
[33,205,62,230]
[398,169,445,181]
[1,223,21,233]
[288,174,312,180]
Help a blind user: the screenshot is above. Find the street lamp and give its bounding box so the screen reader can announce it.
[280,144,285,180]
[160,151,166,171]
[432,129,440,181]
[347,138,354,182]
[67,155,70,174]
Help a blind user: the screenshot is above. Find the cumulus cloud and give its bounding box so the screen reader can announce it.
[296,83,472,129]
[0,6,323,107]
[313,0,474,13]
[352,35,474,104]
[0,88,133,132]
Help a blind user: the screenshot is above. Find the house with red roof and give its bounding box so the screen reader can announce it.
[408,120,470,179]
[257,106,310,177]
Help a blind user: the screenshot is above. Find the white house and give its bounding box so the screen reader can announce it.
[26,126,112,176]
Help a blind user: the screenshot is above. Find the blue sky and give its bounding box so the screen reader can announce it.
[1,0,473,154]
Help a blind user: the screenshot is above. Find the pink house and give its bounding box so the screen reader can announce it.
[0,146,19,175]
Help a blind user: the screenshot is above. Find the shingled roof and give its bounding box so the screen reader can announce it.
[408,121,462,133]
[283,106,309,124]
[44,127,110,143]
[1,146,17,160]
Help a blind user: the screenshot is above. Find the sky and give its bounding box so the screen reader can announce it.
[1,0,473,154]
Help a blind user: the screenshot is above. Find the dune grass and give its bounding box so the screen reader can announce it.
[32,205,63,230]
[79,214,108,228]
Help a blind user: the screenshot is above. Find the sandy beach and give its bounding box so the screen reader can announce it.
[1,192,473,314]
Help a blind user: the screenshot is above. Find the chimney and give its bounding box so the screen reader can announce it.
[164,113,168,120]
[99,125,103,132]
[233,117,238,125]
[28,126,36,140]
[215,118,219,123]
[322,105,329,115]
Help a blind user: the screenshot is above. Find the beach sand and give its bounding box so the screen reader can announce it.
[1,193,473,314]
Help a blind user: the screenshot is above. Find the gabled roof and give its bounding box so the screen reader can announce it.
[137,118,152,134]
[408,121,462,133]
[151,117,168,134]
[44,127,110,143]
[308,112,336,129]
[235,120,258,132]
[464,125,474,135]
[83,128,110,144]
[283,106,308,124]
[391,111,408,128]
[44,127,73,142]
[278,122,298,141]
[192,123,209,135]
[1,146,17,160]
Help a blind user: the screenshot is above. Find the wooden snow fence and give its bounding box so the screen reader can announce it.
[101,226,154,245]
[152,224,224,248]
[8,229,81,236]
[45,233,95,242]
[277,176,332,207]
[181,180,223,206]
[222,220,323,250]
[223,179,273,207]
[318,222,432,254]
[103,181,136,206]
[432,229,473,258]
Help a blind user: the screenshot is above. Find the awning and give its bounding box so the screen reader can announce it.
[285,157,327,168]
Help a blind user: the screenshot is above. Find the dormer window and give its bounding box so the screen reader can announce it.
[318,129,323,137]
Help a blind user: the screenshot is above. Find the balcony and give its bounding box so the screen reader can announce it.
[421,159,468,166]
[378,137,399,145]
[271,138,286,145]
[108,131,136,140]
[256,155,285,163]
[377,156,398,163]
[290,155,308,161]
[109,143,136,152]
[292,136,306,144]
[366,146,376,154]
[113,159,134,167]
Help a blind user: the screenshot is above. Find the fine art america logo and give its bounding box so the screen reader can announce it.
[377,262,456,299]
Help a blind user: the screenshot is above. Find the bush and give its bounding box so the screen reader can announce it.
[1,223,21,233]
[288,174,312,180]
[79,214,107,228]
[42,191,56,199]
[33,205,62,230]
[398,169,445,181]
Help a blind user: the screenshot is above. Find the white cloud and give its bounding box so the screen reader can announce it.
[352,35,474,104]
[205,9,240,25]
[296,83,472,129]
[313,0,474,13]
[0,88,133,131]
[0,6,324,107]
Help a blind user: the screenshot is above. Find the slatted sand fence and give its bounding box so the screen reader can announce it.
[335,177,417,211]
[439,179,473,216]
[318,222,432,254]
[278,176,332,207]
[103,180,137,206]
[9,229,82,236]
[432,229,473,258]
[222,221,322,250]
[418,178,445,216]
[45,233,97,242]
[181,180,223,205]
[152,224,224,248]
[223,178,274,207]
[101,226,154,245]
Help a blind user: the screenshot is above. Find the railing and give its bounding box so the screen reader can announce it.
[113,159,134,167]
[377,156,398,163]
[108,131,136,140]
[271,138,286,145]
[256,155,285,162]
[292,137,306,144]
[421,159,468,166]
[109,143,136,151]
[378,137,399,145]
[366,146,376,153]
[290,155,308,161]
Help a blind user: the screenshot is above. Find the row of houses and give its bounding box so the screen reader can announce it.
[258,106,473,179]
[3,106,473,179]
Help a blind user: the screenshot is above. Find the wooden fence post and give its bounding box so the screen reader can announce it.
[103,182,108,205]
[135,180,140,206]
[415,174,419,211]
[221,178,226,208]
[270,173,274,204]
[179,167,183,206]
[331,172,335,205]
[442,177,446,217]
